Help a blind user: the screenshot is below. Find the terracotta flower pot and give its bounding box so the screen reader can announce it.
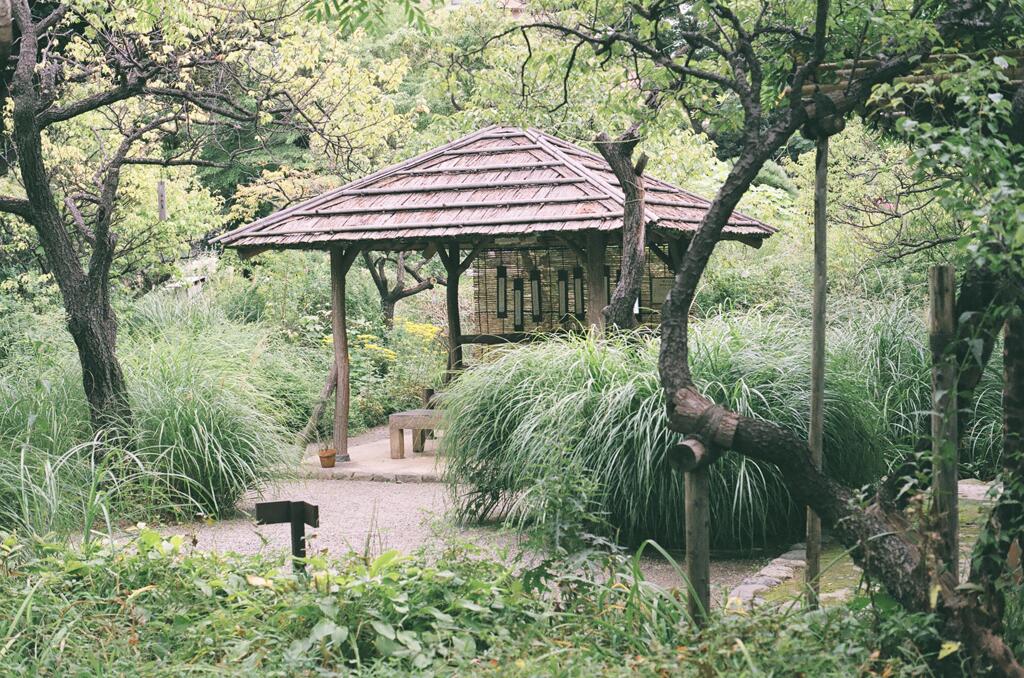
[318,448,337,468]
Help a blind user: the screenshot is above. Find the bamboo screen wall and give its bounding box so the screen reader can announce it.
[472,246,675,335]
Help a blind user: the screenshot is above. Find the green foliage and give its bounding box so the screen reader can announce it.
[342,318,447,434]
[0,293,316,527]
[0,262,448,530]
[210,250,381,346]
[205,252,447,435]
[0,530,936,676]
[442,304,1004,552]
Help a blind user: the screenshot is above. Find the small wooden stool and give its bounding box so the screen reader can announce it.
[388,409,443,459]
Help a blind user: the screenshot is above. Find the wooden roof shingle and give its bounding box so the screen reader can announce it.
[214,126,777,250]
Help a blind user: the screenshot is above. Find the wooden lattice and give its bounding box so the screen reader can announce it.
[473,245,674,336]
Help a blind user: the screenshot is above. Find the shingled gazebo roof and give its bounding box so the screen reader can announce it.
[215,125,776,251]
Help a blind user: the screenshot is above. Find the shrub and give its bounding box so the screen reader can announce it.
[0,530,936,676]
[441,304,1002,552]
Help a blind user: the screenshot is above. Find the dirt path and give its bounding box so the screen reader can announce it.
[171,479,765,604]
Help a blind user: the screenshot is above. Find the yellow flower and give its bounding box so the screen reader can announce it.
[398,319,441,342]
[363,343,397,361]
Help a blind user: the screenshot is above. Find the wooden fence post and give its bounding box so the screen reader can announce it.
[685,467,711,625]
[929,264,959,580]
[806,135,828,607]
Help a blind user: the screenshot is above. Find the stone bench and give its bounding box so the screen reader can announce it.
[389,409,443,459]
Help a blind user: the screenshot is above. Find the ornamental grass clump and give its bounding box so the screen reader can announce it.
[0,292,316,529]
[441,305,970,552]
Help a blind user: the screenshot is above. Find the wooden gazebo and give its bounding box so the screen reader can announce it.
[214,125,776,459]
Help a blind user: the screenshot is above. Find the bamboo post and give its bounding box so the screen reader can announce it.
[685,467,711,625]
[806,135,828,608]
[584,231,607,330]
[330,247,358,462]
[929,264,958,580]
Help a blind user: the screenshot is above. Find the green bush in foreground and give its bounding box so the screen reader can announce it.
[442,305,1003,552]
[0,531,938,676]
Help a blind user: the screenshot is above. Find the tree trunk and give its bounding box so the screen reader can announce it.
[595,127,647,330]
[381,297,397,330]
[66,294,132,433]
[9,11,132,437]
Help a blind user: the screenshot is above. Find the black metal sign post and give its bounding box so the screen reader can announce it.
[255,500,319,572]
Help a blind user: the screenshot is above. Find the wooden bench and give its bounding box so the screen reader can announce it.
[389,409,443,459]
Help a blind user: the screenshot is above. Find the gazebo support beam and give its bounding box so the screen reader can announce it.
[330,246,360,462]
[585,231,608,330]
[439,241,484,379]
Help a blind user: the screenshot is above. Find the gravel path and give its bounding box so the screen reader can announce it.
[171,479,764,602]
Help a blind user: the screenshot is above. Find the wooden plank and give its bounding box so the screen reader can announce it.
[214,125,507,242]
[686,467,711,626]
[806,136,828,608]
[389,423,405,459]
[330,247,359,462]
[390,411,443,428]
[443,144,543,155]
[930,263,959,581]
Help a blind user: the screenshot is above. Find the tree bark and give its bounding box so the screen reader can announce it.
[66,290,132,433]
[595,127,647,330]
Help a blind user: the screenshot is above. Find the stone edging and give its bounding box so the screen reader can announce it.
[296,467,441,484]
[726,543,807,610]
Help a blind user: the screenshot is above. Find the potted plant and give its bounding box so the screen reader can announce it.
[318,447,337,468]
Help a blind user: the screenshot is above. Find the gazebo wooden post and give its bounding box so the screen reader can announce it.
[439,242,484,381]
[330,246,359,462]
[585,231,608,329]
[443,245,463,377]
[806,135,828,607]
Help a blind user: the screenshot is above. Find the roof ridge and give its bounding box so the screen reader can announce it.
[523,128,626,211]
[215,124,502,244]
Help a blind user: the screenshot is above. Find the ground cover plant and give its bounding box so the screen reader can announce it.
[442,303,1003,552]
[0,529,940,676]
